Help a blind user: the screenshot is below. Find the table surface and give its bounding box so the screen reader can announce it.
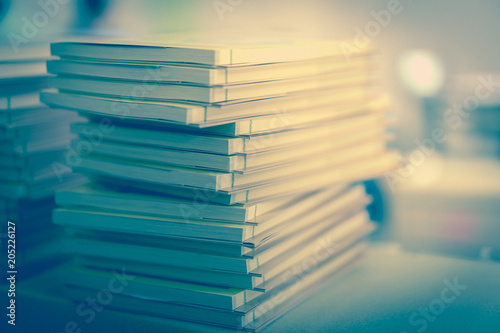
[7,243,500,333]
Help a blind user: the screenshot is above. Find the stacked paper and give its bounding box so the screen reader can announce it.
[43,36,398,331]
[0,44,85,278]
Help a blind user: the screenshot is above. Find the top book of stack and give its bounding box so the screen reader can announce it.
[48,35,369,66]
[42,35,373,126]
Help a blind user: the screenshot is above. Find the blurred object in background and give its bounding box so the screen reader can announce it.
[73,0,109,33]
[0,0,10,23]
[397,49,447,153]
[390,71,500,262]
[0,43,86,280]
[445,73,500,157]
[391,156,500,261]
[0,0,112,45]
[398,49,445,98]
[364,180,386,224]
[0,0,74,43]
[365,96,397,241]
[0,0,97,282]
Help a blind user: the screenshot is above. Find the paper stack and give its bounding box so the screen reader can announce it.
[0,44,85,279]
[42,36,398,331]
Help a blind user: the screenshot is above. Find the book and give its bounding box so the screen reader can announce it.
[0,60,48,79]
[71,217,369,291]
[71,111,386,155]
[50,70,371,104]
[59,210,371,289]
[59,215,371,313]
[40,86,370,125]
[72,126,387,172]
[0,91,43,110]
[93,152,397,205]
[50,36,370,66]
[72,140,388,191]
[60,241,368,331]
[53,185,364,245]
[0,135,71,155]
[0,107,75,128]
[55,182,316,223]
[47,54,371,85]
[80,95,386,137]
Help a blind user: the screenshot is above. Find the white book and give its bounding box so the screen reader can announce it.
[40,86,369,125]
[98,151,398,205]
[62,185,355,259]
[0,112,76,139]
[62,241,368,331]
[0,60,48,79]
[73,255,262,290]
[74,139,387,191]
[71,112,386,155]
[73,215,369,291]
[55,208,254,243]
[50,36,369,66]
[0,135,70,156]
[47,55,370,85]
[240,244,368,331]
[79,126,386,172]
[50,70,371,104]
[59,265,261,311]
[58,204,370,275]
[253,218,374,292]
[0,91,43,110]
[248,188,369,251]
[0,120,71,141]
[85,94,387,137]
[243,209,371,272]
[0,44,50,62]
[0,107,72,127]
[53,185,361,246]
[55,182,311,223]
[58,213,371,313]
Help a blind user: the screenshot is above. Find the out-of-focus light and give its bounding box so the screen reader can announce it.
[398,50,445,97]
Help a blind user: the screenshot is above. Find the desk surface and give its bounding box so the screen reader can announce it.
[8,244,500,333]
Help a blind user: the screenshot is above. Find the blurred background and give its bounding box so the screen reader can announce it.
[1,0,499,260]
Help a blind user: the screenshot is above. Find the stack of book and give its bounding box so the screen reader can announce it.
[0,44,84,278]
[42,36,398,331]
